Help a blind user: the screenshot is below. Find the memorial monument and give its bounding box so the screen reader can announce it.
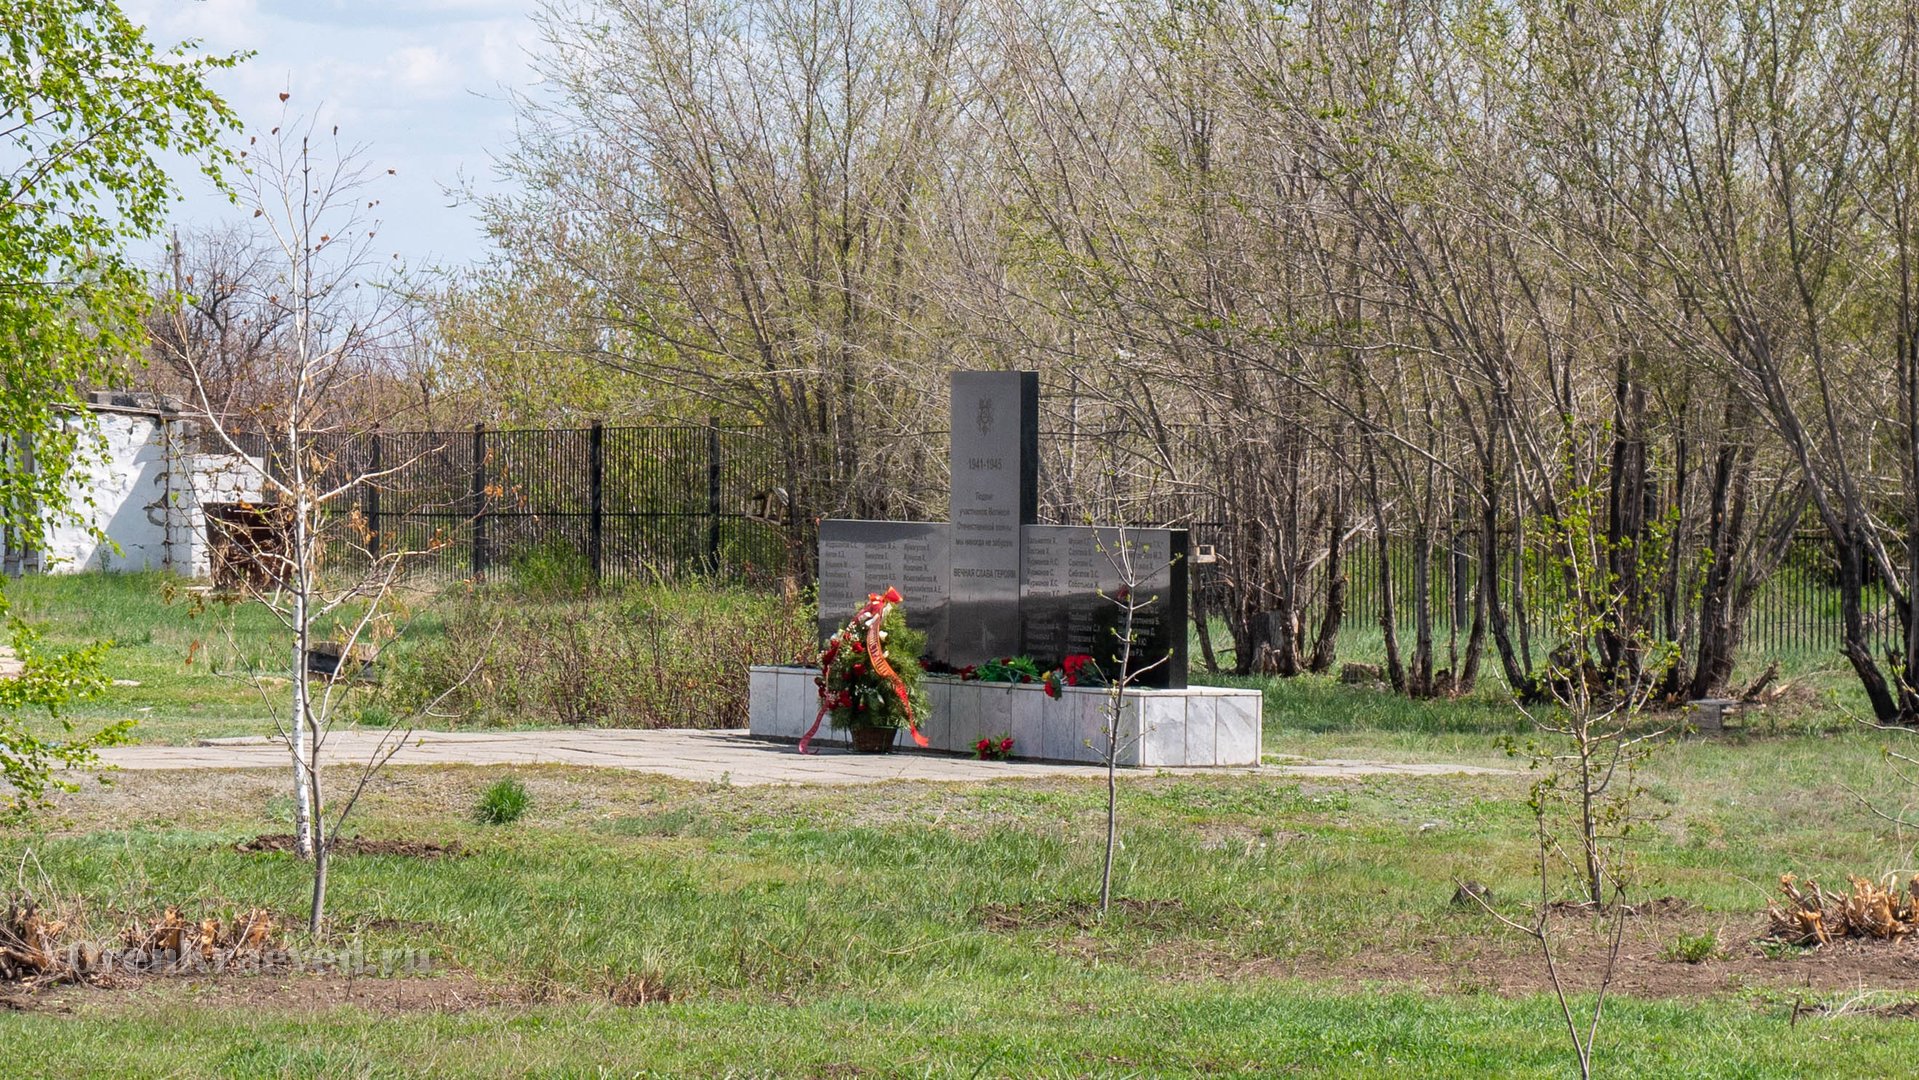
[817,371,1188,686]
[750,371,1260,766]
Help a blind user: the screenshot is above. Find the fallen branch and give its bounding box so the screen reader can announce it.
[1766,873,1919,945]
[2,896,279,988]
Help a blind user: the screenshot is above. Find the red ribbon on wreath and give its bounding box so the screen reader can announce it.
[800,586,929,754]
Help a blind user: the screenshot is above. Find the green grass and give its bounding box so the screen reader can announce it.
[2,571,804,744]
[472,775,530,825]
[9,571,1919,1073]
[3,572,1881,753]
[0,572,440,745]
[9,981,1919,1077]
[6,735,1919,1075]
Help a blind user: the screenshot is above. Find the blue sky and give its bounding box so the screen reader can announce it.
[123,0,545,271]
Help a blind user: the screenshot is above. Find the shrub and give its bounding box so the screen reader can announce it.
[474,777,530,825]
[1661,930,1720,964]
[393,583,814,728]
[507,536,596,599]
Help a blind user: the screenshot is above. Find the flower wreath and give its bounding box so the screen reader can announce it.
[800,586,931,755]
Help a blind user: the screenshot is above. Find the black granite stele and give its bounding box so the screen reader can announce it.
[816,371,1189,689]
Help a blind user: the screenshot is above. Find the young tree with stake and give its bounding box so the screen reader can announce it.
[1088,528,1179,918]
[159,103,479,934]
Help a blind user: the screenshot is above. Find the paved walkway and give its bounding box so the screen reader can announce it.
[96,729,1515,786]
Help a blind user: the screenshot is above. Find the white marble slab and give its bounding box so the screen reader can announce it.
[748,666,1261,767]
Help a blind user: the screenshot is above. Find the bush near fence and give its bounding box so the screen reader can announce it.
[387,582,814,729]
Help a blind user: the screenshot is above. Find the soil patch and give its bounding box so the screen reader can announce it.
[1853,1000,1919,1021]
[978,897,1196,932]
[607,973,675,1006]
[0,972,529,1016]
[234,834,464,858]
[1005,898,1919,1001]
[1248,911,1919,999]
[1545,896,1693,918]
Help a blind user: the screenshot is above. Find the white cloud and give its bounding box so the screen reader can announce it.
[122,1,547,267]
[389,45,461,95]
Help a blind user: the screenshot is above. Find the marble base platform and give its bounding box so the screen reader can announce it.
[748,666,1262,767]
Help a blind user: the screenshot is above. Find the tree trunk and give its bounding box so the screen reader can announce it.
[1410,528,1435,696]
[1685,437,1753,699]
[1838,524,1902,721]
[308,832,329,936]
[290,478,314,860]
[1481,462,1537,699]
[1308,485,1348,673]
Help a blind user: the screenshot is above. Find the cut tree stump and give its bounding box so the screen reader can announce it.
[1688,698,1738,734]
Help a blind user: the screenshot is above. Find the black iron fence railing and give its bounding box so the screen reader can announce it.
[209,421,1892,660]
[1338,532,1894,660]
[224,423,789,584]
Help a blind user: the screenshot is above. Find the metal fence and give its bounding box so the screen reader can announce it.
[229,423,790,584]
[213,419,1898,660]
[1341,532,1900,659]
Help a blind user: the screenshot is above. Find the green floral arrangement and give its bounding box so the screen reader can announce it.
[802,588,930,753]
[967,655,1046,684]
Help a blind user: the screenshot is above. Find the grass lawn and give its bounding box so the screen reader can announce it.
[6,572,1919,1075]
[6,744,1919,1076]
[1,571,420,745]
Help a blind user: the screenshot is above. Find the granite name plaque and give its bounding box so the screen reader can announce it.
[818,519,950,660]
[1020,526,1188,689]
[946,371,1038,666]
[815,370,1187,687]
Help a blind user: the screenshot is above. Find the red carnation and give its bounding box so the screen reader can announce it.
[999,737,1013,752]
[882,586,902,603]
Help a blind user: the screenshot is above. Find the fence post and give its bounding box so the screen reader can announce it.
[589,421,605,580]
[366,431,382,561]
[706,417,723,573]
[471,422,488,579]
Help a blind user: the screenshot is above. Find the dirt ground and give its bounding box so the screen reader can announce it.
[0,972,526,1016]
[25,765,1919,1017]
[1214,909,1919,1001]
[233,834,464,858]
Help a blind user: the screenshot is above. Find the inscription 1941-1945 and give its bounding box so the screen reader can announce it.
[815,371,1188,689]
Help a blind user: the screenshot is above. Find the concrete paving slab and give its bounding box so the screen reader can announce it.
[95,729,1515,786]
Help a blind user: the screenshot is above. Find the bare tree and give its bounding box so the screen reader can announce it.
[467,0,981,567]
[450,0,1919,704]
[155,103,469,933]
[139,226,295,424]
[1087,528,1178,918]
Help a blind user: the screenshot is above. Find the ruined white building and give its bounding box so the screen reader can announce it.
[4,392,264,578]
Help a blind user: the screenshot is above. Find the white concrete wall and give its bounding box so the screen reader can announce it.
[35,409,263,577]
[173,449,267,578]
[749,665,1264,767]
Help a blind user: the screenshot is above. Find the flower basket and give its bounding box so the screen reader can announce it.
[974,733,1014,761]
[800,586,930,754]
[851,724,900,754]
